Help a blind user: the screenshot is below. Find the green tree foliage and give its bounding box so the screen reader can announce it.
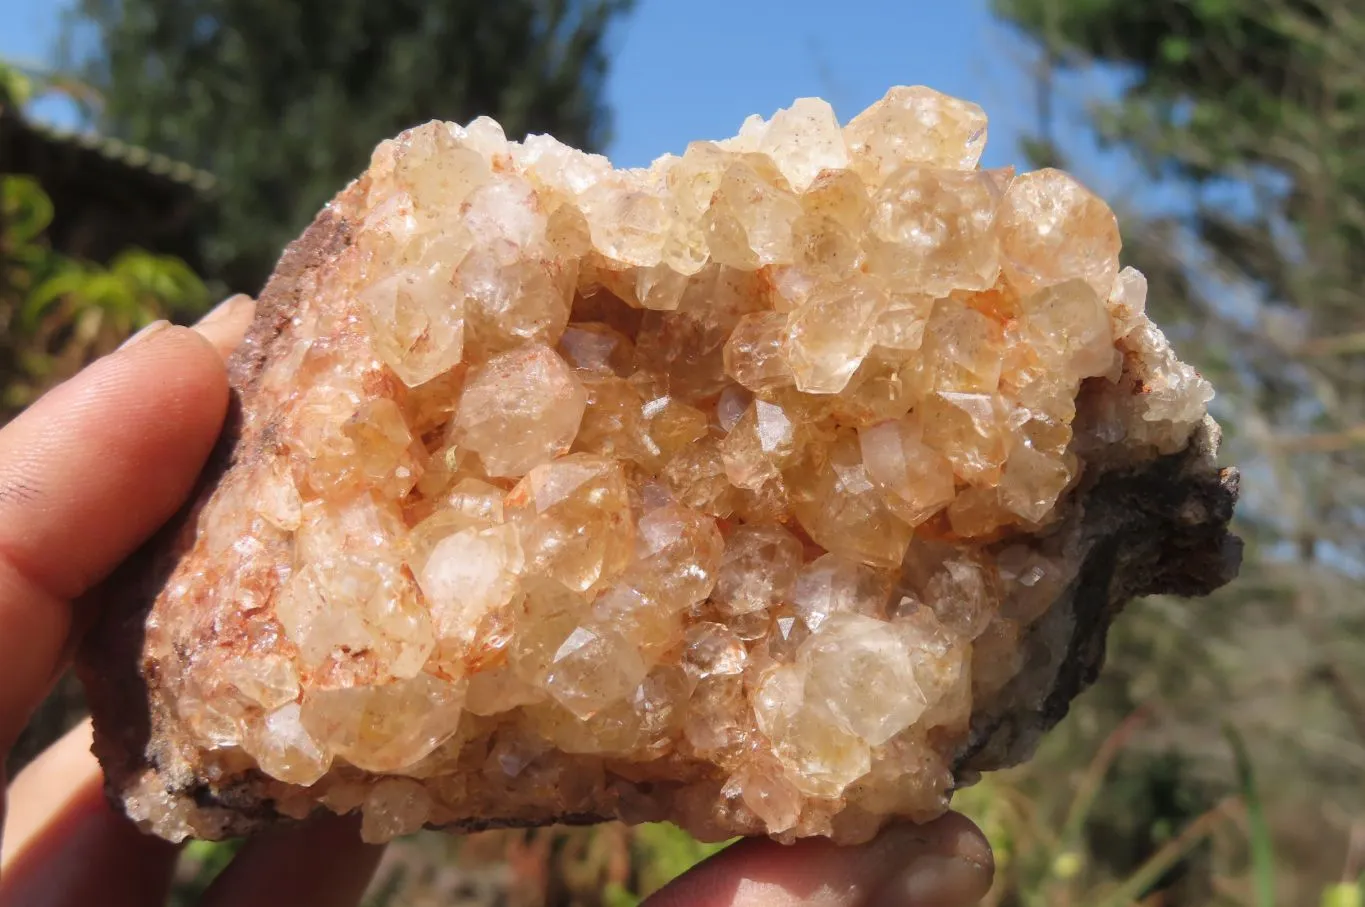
[64,0,635,293]
[0,59,34,108]
[992,0,1365,903]
[0,172,209,417]
[995,0,1364,549]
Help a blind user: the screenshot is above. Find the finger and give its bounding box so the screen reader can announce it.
[193,294,257,359]
[0,720,178,907]
[198,814,385,907]
[642,813,993,907]
[0,326,230,747]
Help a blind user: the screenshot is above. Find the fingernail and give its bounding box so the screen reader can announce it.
[119,320,171,350]
[868,853,994,907]
[195,294,254,329]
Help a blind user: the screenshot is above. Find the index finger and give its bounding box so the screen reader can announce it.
[0,320,234,749]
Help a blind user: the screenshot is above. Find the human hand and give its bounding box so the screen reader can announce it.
[0,296,387,907]
[0,295,993,907]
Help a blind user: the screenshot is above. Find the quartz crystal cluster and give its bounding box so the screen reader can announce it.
[81,88,1238,846]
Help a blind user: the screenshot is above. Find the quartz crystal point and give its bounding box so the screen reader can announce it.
[80,88,1240,846]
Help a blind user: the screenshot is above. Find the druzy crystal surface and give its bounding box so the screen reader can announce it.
[82,88,1239,846]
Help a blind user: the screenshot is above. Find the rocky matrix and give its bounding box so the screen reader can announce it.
[82,88,1239,846]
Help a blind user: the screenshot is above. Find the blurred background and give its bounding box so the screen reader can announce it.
[1,0,1362,904]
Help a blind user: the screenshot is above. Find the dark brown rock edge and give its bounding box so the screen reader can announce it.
[77,206,1242,841]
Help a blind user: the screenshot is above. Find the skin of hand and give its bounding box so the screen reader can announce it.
[0,296,995,907]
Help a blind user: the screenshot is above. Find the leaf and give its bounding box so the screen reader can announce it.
[1194,0,1236,22]
[1322,881,1362,907]
[78,271,139,320]
[1226,724,1276,907]
[603,882,641,907]
[0,60,34,107]
[21,266,95,329]
[109,249,210,316]
[1,175,55,244]
[1160,37,1192,64]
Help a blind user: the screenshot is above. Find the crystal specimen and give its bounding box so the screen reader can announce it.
[80,88,1240,847]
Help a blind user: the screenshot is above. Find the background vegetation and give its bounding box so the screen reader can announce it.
[987,0,1365,903]
[4,0,1362,904]
[63,0,634,294]
[1,69,210,419]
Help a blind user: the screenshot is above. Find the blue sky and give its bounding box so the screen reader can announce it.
[0,0,1123,189]
[602,0,1035,170]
